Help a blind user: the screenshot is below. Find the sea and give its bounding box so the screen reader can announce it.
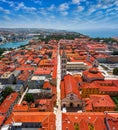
[0,40,29,49]
[0,29,118,49]
[78,29,118,38]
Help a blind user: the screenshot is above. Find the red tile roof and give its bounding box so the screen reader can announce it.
[16,67,34,71]
[13,104,29,112]
[33,58,40,64]
[39,59,54,66]
[43,81,56,95]
[34,68,51,75]
[83,68,104,82]
[93,80,118,92]
[0,116,5,126]
[52,65,57,79]
[85,95,115,110]
[73,74,83,82]
[61,81,65,99]
[113,80,118,87]
[5,112,56,130]
[79,119,88,130]
[61,74,81,99]
[105,112,118,130]
[0,93,18,114]
[17,71,30,81]
[62,112,106,130]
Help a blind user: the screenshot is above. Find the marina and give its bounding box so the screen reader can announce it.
[0,40,29,49]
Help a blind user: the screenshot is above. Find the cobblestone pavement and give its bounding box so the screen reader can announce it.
[56,42,62,130]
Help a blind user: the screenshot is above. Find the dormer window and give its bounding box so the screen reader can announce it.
[70,94,73,100]
[70,97,73,100]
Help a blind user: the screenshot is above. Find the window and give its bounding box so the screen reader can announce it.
[70,102,73,107]
[70,97,73,100]
[74,123,79,130]
[63,104,66,107]
[71,94,73,96]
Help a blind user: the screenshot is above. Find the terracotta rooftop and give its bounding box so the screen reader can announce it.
[34,68,51,75]
[43,81,56,95]
[16,67,34,71]
[61,74,81,99]
[83,68,104,81]
[13,104,29,112]
[0,93,18,114]
[105,112,118,130]
[62,112,106,130]
[85,95,115,109]
[39,59,54,66]
[93,80,118,92]
[73,74,83,82]
[52,65,57,79]
[17,71,30,81]
[0,116,5,126]
[5,112,55,130]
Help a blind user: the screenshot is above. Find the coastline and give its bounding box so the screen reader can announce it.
[0,40,29,49]
[77,29,118,38]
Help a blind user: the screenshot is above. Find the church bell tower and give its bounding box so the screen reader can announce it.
[61,47,67,80]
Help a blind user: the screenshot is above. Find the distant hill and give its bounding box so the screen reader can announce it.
[0,28,81,34]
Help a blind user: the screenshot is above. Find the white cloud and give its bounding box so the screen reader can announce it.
[15,2,24,10]
[33,0,42,4]
[106,8,114,13]
[88,7,96,15]
[39,8,48,16]
[48,4,56,11]
[0,0,15,7]
[115,1,118,6]
[58,3,69,11]
[3,15,11,21]
[77,6,84,11]
[98,0,117,8]
[0,0,7,2]
[72,0,80,4]
[50,15,55,19]
[61,11,68,16]
[9,1,15,7]
[0,7,10,14]
[15,2,36,12]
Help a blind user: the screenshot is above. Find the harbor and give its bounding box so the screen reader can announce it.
[0,40,29,49]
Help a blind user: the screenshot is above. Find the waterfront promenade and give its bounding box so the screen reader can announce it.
[0,40,29,48]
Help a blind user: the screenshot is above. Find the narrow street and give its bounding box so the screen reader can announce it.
[18,87,28,104]
[56,42,62,130]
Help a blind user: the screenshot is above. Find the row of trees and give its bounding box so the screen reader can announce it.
[39,33,81,43]
[91,37,118,44]
[112,51,118,55]
[0,87,34,104]
[2,87,13,98]
[24,93,34,103]
[113,68,118,75]
[0,48,7,56]
[0,87,13,104]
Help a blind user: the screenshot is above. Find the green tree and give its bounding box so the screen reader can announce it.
[113,68,118,75]
[112,51,118,55]
[115,104,118,111]
[24,93,34,103]
[0,48,6,56]
[2,87,13,98]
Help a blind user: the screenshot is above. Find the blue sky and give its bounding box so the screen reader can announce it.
[0,0,118,30]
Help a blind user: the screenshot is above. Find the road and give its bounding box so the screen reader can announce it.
[18,87,28,104]
[55,42,62,130]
